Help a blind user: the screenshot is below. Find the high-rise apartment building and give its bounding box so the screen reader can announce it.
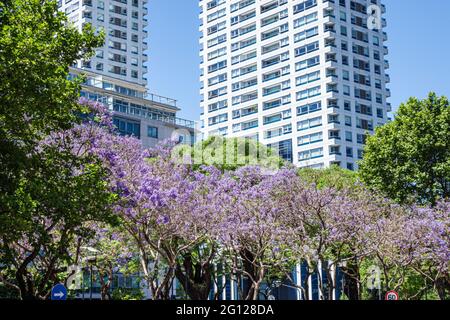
[59,0,148,86]
[58,0,196,148]
[199,0,391,170]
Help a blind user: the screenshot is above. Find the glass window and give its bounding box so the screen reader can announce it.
[147,126,158,138]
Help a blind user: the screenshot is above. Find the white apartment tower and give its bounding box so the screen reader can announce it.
[59,0,149,87]
[199,0,391,170]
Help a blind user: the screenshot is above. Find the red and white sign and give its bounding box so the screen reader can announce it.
[385,290,399,300]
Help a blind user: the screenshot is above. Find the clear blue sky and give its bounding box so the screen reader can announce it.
[147,0,450,120]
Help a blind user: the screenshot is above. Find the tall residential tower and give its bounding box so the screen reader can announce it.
[199,0,391,170]
[58,0,195,148]
[59,0,149,86]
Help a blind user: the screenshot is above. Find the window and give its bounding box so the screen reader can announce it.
[295,41,319,57]
[298,132,323,146]
[297,101,321,115]
[208,99,228,112]
[345,131,353,142]
[345,115,352,126]
[344,101,351,111]
[294,26,319,42]
[377,108,384,119]
[342,55,349,65]
[346,147,353,158]
[268,139,293,163]
[294,12,318,28]
[147,126,158,139]
[293,0,317,14]
[297,86,321,100]
[208,113,228,125]
[113,117,140,138]
[298,147,323,161]
[373,35,380,46]
[208,60,227,73]
[296,55,320,71]
[343,85,350,96]
[358,149,364,159]
[343,70,350,81]
[296,70,320,86]
[297,116,322,131]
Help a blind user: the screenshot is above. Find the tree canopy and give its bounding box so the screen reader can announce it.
[0,1,448,302]
[0,0,104,220]
[0,0,111,299]
[359,93,450,205]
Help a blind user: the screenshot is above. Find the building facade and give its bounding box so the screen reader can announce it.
[72,68,196,148]
[58,0,149,86]
[199,0,391,170]
[58,0,196,147]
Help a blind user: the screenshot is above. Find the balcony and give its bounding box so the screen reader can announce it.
[135,92,175,107]
[113,103,195,129]
[324,39,336,48]
[326,68,338,78]
[325,53,337,63]
[326,84,338,93]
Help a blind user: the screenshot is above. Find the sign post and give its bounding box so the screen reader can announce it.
[51,283,67,301]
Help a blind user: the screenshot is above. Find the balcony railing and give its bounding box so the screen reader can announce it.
[143,93,178,107]
[114,105,195,129]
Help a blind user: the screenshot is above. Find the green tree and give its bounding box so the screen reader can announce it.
[0,0,104,218]
[297,165,359,190]
[172,136,287,172]
[359,93,450,205]
[0,143,117,300]
[0,0,113,299]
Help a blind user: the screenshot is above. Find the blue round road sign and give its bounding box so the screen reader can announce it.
[51,284,67,301]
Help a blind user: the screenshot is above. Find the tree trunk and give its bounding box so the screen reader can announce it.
[240,249,258,300]
[342,262,360,300]
[175,253,213,300]
[325,264,336,300]
[436,277,449,300]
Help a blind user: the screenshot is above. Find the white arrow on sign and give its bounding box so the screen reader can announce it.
[54,291,65,298]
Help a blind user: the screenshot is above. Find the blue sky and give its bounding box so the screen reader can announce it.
[147,0,450,120]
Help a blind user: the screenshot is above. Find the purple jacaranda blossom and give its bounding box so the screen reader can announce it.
[38,99,449,300]
[156,215,170,225]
